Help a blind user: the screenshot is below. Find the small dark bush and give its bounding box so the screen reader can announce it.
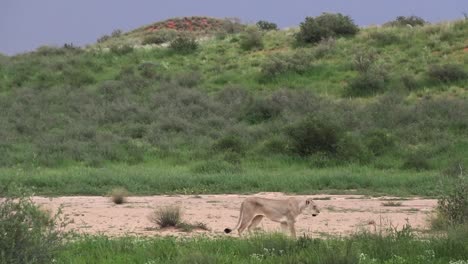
[345,71,386,97]
[296,13,359,44]
[97,34,110,43]
[402,150,432,171]
[385,16,427,27]
[428,64,468,83]
[110,187,129,204]
[286,117,341,156]
[256,20,278,31]
[137,62,162,79]
[175,71,202,88]
[365,130,395,156]
[244,97,281,123]
[169,35,198,54]
[111,29,122,38]
[212,135,245,154]
[336,134,371,163]
[400,74,420,91]
[239,26,264,51]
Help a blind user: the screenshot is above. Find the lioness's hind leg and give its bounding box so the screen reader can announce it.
[237,210,255,236]
[248,215,264,233]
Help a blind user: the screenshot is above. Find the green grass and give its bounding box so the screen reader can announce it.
[0,158,442,196]
[56,229,468,264]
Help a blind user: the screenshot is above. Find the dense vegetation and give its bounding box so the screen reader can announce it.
[0,14,467,195]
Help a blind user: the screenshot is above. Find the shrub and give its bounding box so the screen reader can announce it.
[336,134,371,163]
[169,35,198,54]
[286,117,342,156]
[345,71,386,97]
[400,74,420,91]
[110,187,129,204]
[260,49,314,79]
[142,29,178,45]
[239,26,264,51]
[111,29,122,37]
[402,150,432,171]
[97,34,110,43]
[109,44,134,55]
[368,31,401,46]
[175,71,202,88]
[385,16,426,27]
[150,206,181,228]
[244,97,281,123]
[0,191,67,264]
[352,48,378,73]
[365,130,395,156]
[428,64,468,83]
[212,135,245,154]
[433,173,467,228]
[296,13,359,44]
[221,17,244,34]
[256,20,278,31]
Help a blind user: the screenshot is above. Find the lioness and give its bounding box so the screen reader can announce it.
[224,197,320,238]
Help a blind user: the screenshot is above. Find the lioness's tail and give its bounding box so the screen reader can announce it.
[224,202,244,234]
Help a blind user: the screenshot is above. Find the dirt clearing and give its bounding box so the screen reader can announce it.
[33,193,437,237]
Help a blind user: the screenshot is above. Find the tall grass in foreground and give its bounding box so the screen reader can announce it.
[56,227,468,264]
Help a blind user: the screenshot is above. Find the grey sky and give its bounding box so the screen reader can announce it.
[1,0,467,55]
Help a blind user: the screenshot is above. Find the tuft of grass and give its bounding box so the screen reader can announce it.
[110,187,129,205]
[381,201,403,207]
[150,205,182,228]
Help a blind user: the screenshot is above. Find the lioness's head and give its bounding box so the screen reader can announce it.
[305,198,320,217]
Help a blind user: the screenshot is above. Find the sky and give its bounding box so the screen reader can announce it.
[1,0,467,55]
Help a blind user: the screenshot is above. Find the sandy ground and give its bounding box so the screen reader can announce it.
[33,193,437,237]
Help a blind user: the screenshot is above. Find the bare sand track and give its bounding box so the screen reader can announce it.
[33,193,437,237]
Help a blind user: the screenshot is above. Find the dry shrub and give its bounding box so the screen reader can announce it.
[110,187,129,205]
[150,205,182,228]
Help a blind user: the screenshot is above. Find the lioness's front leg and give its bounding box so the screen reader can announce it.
[287,220,296,238]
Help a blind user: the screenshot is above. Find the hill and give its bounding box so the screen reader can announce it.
[0,15,467,196]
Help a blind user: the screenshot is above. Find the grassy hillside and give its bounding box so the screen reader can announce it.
[0,16,467,195]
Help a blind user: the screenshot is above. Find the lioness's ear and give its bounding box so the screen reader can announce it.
[306,200,310,205]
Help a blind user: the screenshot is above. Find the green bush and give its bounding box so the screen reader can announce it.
[402,150,432,171]
[0,191,67,264]
[239,26,264,51]
[345,71,386,97]
[212,135,245,154]
[286,117,341,156]
[142,30,178,45]
[428,64,468,83]
[244,97,281,123]
[385,16,427,27]
[260,49,314,79]
[368,31,401,46]
[256,20,278,31]
[296,13,359,44]
[169,35,198,54]
[437,174,467,226]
